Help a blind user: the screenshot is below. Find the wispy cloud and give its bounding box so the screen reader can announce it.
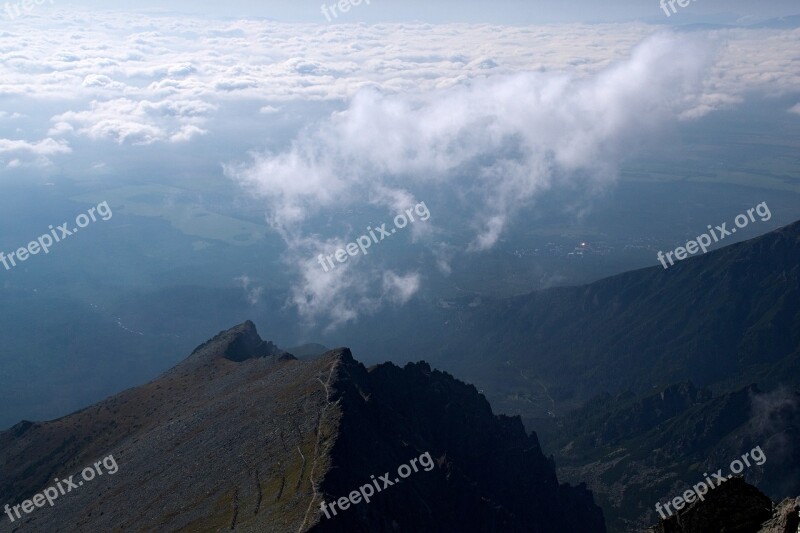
[2,10,796,324]
[0,137,71,167]
[50,98,215,145]
[234,275,264,305]
[227,32,715,327]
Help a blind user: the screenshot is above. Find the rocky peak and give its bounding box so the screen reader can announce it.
[188,320,295,363]
[0,323,604,532]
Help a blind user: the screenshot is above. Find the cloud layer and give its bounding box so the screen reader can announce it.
[227,32,715,326]
[2,10,798,324]
[1,12,798,166]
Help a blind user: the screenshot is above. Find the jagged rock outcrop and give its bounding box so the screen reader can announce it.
[535,381,798,532]
[647,478,798,533]
[0,322,604,532]
[313,354,606,532]
[759,497,800,533]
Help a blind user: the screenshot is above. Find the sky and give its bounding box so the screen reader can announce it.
[45,0,800,24]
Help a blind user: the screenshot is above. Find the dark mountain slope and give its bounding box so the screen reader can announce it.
[0,321,317,532]
[315,356,604,532]
[0,322,605,532]
[646,477,799,533]
[533,382,800,532]
[381,220,800,532]
[432,220,800,418]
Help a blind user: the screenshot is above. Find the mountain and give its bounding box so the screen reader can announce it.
[748,15,800,29]
[426,219,800,420]
[0,321,605,532]
[533,382,800,531]
[646,477,799,533]
[387,220,800,532]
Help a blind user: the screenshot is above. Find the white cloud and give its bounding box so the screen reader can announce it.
[82,74,126,90]
[0,137,70,156]
[382,271,421,304]
[0,14,795,121]
[47,121,74,136]
[0,137,70,168]
[0,13,794,159]
[231,32,712,236]
[790,103,800,115]
[288,235,380,330]
[234,275,264,305]
[227,32,715,326]
[1,11,798,324]
[50,98,214,144]
[169,124,207,143]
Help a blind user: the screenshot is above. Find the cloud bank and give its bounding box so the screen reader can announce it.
[1,12,797,167]
[227,32,713,327]
[2,11,798,324]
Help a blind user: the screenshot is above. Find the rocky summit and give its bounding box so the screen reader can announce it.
[0,321,604,532]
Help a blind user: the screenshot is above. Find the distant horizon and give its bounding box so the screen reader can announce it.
[39,0,800,24]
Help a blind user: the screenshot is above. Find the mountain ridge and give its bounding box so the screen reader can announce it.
[0,322,606,532]
[428,219,800,418]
